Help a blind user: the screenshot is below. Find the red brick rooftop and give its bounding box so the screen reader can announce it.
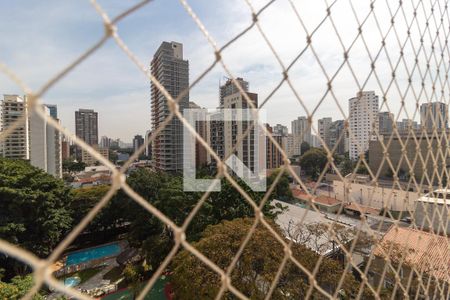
[292,188,342,207]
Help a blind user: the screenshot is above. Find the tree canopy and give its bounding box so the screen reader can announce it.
[171,218,359,299]
[266,169,292,201]
[0,275,44,300]
[0,159,290,288]
[70,185,117,232]
[299,148,328,180]
[300,141,311,154]
[62,159,86,173]
[111,168,284,270]
[0,158,72,258]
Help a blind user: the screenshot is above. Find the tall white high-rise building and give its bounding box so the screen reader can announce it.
[151,41,189,172]
[1,95,29,159]
[291,116,311,155]
[29,105,62,178]
[100,136,110,148]
[311,134,320,147]
[222,91,259,172]
[286,134,295,157]
[318,117,332,148]
[348,91,379,160]
[420,102,448,130]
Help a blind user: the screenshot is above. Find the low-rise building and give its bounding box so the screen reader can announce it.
[292,188,344,214]
[414,189,450,235]
[371,226,450,294]
[81,146,109,166]
[333,179,416,213]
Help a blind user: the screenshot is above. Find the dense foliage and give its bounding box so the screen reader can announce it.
[69,185,121,233]
[299,148,328,180]
[266,169,292,201]
[0,158,72,258]
[0,275,44,300]
[120,169,284,269]
[65,168,286,271]
[0,158,288,291]
[62,159,86,173]
[300,141,311,154]
[171,218,359,299]
[337,154,370,176]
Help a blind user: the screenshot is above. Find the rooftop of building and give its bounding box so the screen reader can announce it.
[84,165,111,173]
[374,226,450,283]
[344,202,381,215]
[272,200,386,255]
[417,189,450,204]
[292,188,342,207]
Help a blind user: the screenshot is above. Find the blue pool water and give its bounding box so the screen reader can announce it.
[66,243,121,266]
[64,276,81,287]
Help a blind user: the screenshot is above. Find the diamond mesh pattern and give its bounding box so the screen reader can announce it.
[1,0,450,299]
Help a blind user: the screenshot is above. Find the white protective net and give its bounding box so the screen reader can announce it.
[1,0,450,299]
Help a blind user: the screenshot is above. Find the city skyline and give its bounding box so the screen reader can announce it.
[0,0,438,141]
[2,1,450,299]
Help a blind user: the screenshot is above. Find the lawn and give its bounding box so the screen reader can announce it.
[61,267,103,284]
[103,266,124,283]
[102,276,169,300]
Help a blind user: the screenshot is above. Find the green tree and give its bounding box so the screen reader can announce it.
[299,148,328,180]
[338,155,370,176]
[109,151,118,164]
[0,158,72,277]
[300,141,311,154]
[385,168,407,180]
[121,170,194,269]
[339,155,354,176]
[69,185,122,233]
[356,162,369,175]
[123,263,144,298]
[0,275,44,300]
[62,159,86,173]
[266,169,292,201]
[171,218,359,299]
[121,169,281,269]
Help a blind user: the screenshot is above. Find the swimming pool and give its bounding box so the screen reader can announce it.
[66,243,121,266]
[64,276,81,287]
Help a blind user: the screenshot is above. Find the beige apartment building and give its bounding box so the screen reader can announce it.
[81,146,109,166]
[369,130,450,185]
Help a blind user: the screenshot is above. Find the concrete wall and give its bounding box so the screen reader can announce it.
[369,133,450,185]
[333,180,418,212]
[414,201,450,235]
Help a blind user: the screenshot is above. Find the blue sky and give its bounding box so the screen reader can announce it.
[0,0,441,141]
